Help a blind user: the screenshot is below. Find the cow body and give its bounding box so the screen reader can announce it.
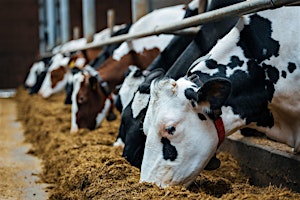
[141,6,300,188]
[71,4,187,132]
[116,0,244,168]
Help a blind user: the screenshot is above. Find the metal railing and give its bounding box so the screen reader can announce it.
[53,0,298,55]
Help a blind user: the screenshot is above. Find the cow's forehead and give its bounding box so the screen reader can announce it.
[151,77,197,103]
[49,57,70,71]
[73,71,85,83]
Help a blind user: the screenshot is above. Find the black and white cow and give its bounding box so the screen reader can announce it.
[115,0,245,169]
[114,0,200,113]
[141,6,300,187]
[70,4,189,133]
[24,56,52,94]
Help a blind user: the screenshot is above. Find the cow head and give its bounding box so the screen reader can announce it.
[25,61,46,88]
[38,54,71,98]
[70,67,113,133]
[140,75,231,187]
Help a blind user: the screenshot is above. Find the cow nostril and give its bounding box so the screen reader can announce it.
[165,126,176,135]
[78,96,85,104]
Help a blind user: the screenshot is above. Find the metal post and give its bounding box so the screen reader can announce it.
[107,9,115,36]
[59,0,70,43]
[131,0,149,22]
[73,27,80,40]
[82,0,96,43]
[38,0,46,55]
[46,0,56,50]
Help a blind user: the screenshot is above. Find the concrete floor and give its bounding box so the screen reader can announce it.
[0,98,48,200]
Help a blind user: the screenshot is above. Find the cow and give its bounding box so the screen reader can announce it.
[24,61,46,89]
[114,0,200,112]
[115,0,244,169]
[140,6,300,188]
[24,56,52,94]
[64,24,132,104]
[70,4,188,132]
[37,25,127,99]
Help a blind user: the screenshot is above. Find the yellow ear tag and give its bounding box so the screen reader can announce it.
[69,60,75,69]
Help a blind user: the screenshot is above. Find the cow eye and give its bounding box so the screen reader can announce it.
[165,126,176,135]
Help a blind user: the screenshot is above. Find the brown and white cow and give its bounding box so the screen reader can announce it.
[70,4,187,132]
[38,25,127,98]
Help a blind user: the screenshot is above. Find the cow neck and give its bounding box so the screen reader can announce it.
[213,117,225,147]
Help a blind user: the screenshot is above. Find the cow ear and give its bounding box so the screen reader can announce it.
[89,76,98,91]
[138,68,165,94]
[197,78,231,110]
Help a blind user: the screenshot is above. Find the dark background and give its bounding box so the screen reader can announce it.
[0,0,132,89]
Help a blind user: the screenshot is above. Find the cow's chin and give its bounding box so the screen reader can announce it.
[140,142,217,188]
[140,156,213,188]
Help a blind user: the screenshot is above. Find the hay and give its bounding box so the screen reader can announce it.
[15,88,300,199]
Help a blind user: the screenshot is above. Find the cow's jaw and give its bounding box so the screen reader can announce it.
[141,78,219,187]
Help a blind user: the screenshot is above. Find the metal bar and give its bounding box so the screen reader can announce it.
[60,0,70,43]
[82,0,96,42]
[46,0,56,50]
[55,1,61,44]
[131,0,149,22]
[38,0,46,55]
[56,0,299,54]
[166,27,201,35]
[107,9,115,36]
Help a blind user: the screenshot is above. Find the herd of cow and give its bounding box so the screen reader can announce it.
[24,0,299,188]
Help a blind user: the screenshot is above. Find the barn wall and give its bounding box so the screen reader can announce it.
[0,0,132,89]
[69,0,132,39]
[0,0,39,89]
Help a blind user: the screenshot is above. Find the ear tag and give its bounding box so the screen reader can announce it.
[69,60,75,69]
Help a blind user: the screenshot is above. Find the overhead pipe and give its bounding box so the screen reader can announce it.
[55,0,299,54]
[82,0,96,43]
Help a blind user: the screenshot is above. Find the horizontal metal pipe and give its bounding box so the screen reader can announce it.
[55,0,298,54]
